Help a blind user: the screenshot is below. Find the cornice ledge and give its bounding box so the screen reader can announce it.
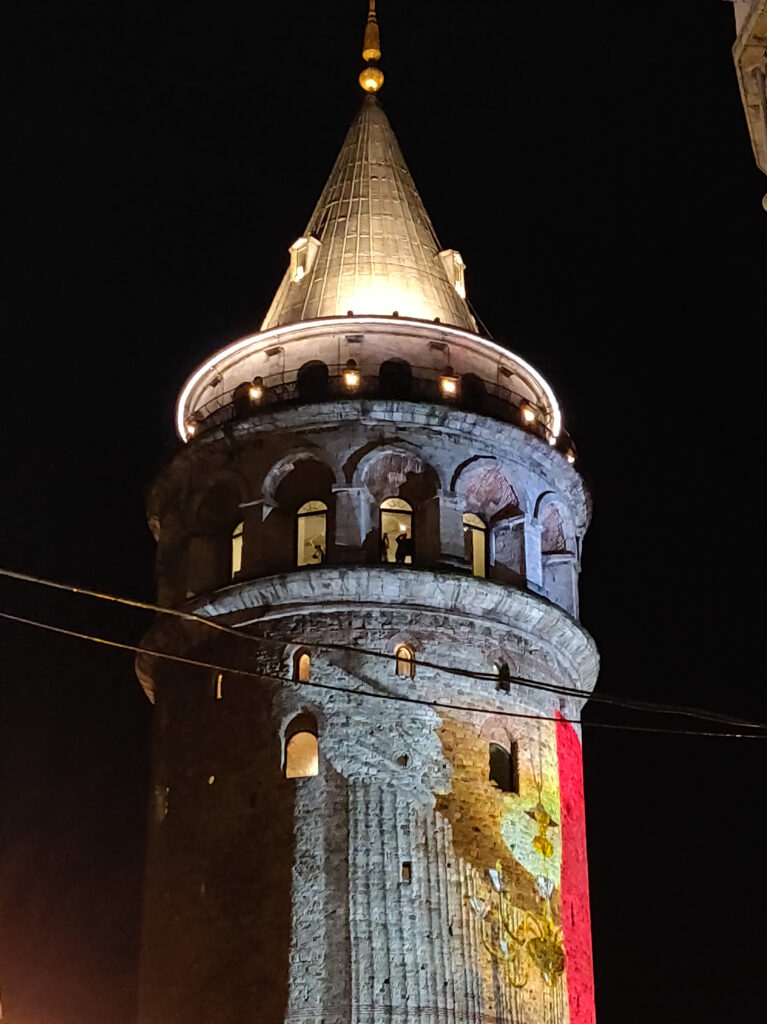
[188,566,600,691]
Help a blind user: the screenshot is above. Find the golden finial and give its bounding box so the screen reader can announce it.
[362,0,381,61]
[359,0,384,93]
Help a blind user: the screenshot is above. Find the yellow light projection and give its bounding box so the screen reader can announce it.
[438,713,594,1023]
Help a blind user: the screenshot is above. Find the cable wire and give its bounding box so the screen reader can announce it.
[2,566,766,733]
[0,607,765,740]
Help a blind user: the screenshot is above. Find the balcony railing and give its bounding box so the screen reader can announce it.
[185,362,576,459]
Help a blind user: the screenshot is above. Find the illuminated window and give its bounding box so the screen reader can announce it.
[215,673,224,700]
[297,501,327,566]
[231,521,244,578]
[380,497,413,564]
[293,649,311,682]
[463,513,487,578]
[489,742,519,794]
[395,644,415,678]
[284,713,319,779]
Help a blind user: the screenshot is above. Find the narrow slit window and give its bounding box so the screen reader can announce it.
[463,512,487,578]
[297,500,327,567]
[231,521,244,578]
[294,650,311,682]
[284,712,319,779]
[395,644,415,678]
[380,497,413,564]
[401,861,412,883]
[489,741,519,794]
[215,673,224,700]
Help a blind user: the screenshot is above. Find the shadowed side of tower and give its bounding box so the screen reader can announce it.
[136,7,598,1024]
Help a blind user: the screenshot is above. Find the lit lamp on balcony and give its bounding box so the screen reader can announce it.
[520,402,536,424]
[440,366,459,398]
[566,449,576,465]
[248,377,264,402]
[343,359,360,390]
[185,418,198,437]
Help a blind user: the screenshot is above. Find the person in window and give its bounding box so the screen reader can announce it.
[395,532,411,563]
[312,541,325,563]
[380,532,390,561]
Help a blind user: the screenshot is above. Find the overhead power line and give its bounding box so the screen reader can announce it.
[2,566,766,733]
[0,606,765,740]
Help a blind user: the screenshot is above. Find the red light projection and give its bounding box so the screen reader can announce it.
[556,711,596,1024]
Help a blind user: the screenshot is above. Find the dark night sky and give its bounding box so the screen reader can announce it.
[1,2,765,1022]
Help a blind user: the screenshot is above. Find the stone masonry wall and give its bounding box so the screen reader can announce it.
[137,566,596,1023]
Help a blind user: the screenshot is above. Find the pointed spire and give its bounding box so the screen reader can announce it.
[261,97,476,332]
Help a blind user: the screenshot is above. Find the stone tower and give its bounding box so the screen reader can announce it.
[136,7,598,1023]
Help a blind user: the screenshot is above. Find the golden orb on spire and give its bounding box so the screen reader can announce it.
[359,65,384,92]
[359,0,383,93]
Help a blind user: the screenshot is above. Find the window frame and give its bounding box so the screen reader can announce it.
[463,512,487,578]
[488,740,519,794]
[394,643,415,678]
[379,496,414,565]
[296,500,328,567]
[293,649,312,683]
[284,712,319,779]
[231,520,244,578]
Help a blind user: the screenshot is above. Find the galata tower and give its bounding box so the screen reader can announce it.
[136,5,599,1023]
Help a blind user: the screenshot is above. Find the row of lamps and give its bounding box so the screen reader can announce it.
[186,364,576,465]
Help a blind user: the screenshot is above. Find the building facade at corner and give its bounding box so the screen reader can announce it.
[136,11,599,1024]
[725,0,767,208]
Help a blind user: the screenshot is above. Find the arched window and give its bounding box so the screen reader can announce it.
[293,649,311,682]
[380,497,413,564]
[296,360,330,402]
[296,500,327,567]
[463,512,487,578]
[492,662,511,692]
[395,644,415,678]
[284,713,319,779]
[233,380,262,418]
[231,521,244,578]
[379,359,413,399]
[489,741,519,794]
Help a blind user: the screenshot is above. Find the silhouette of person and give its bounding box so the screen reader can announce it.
[395,531,409,563]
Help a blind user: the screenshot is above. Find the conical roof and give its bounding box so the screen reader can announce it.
[261,96,476,332]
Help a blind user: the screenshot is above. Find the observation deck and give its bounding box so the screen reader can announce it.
[176,316,576,464]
